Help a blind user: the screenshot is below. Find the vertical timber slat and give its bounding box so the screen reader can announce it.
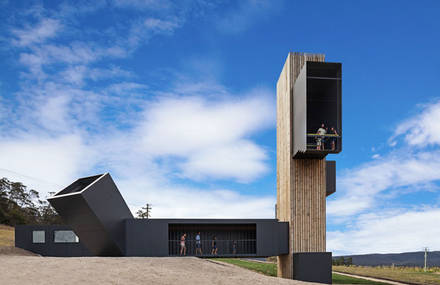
[277,52,326,279]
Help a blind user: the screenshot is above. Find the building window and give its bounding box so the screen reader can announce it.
[54,230,79,243]
[32,230,45,243]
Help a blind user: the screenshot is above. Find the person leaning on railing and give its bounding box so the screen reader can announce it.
[330,127,338,150]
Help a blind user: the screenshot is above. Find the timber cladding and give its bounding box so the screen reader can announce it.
[276,52,326,278]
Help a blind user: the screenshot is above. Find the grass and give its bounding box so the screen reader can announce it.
[332,273,389,284]
[214,258,387,284]
[215,258,277,277]
[333,265,440,285]
[0,224,14,246]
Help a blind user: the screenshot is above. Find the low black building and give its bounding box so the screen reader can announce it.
[15,173,288,258]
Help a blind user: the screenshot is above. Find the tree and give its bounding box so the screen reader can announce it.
[36,192,63,224]
[136,204,152,219]
[0,178,62,226]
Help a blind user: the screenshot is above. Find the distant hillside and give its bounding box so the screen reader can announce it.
[0,224,14,246]
[336,251,440,267]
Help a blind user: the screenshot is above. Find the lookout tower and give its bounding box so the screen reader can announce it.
[277,52,342,283]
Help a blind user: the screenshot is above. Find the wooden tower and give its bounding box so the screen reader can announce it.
[276,52,341,282]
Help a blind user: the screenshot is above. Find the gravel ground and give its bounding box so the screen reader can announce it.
[0,246,37,256]
[0,256,321,285]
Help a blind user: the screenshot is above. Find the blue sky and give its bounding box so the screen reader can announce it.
[1,0,440,255]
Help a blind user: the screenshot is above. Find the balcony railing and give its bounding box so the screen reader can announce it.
[306,133,341,151]
[168,239,256,256]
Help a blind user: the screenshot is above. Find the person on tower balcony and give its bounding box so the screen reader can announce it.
[330,127,339,151]
[316,123,327,150]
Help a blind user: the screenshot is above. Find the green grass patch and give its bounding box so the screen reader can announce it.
[214,259,388,284]
[333,265,440,285]
[332,273,389,284]
[215,258,277,277]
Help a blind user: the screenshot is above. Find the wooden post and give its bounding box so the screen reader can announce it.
[276,52,327,278]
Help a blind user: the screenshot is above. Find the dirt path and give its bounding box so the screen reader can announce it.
[334,271,409,285]
[0,256,321,285]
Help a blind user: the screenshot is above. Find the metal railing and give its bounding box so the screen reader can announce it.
[306,133,340,151]
[168,239,256,256]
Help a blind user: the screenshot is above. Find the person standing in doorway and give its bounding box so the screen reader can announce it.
[232,240,237,255]
[195,232,202,255]
[180,233,187,256]
[211,236,218,255]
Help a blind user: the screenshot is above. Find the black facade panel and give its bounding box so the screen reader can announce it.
[257,221,289,256]
[326,160,336,196]
[48,173,133,256]
[293,252,332,284]
[81,174,133,254]
[15,225,91,257]
[125,219,168,257]
[277,222,289,254]
[293,61,342,159]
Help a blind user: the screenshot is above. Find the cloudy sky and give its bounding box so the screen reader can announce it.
[1,0,440,255]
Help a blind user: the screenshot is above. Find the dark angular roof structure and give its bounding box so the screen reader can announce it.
[47,173,133,256]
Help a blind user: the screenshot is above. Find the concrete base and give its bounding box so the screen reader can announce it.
[293,252,332,284]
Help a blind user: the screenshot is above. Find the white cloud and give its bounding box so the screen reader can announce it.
[0,134,92,194]
[179,140,268,182]
[106,82,148,94]
[391,99,440,147]
[328,208,440,255]
[1,77,276,217]
[120,178,275,219]
[143,18,180,33]
[1,0,279,220]
[328,99,440,254]
[60,65,133,86]
[128,17,182,47]
[139,95,274,156]
[12,18,61,46]
[330,101,440,218]
[135,93,274,182]
[328,151,440,217]
[37,42,125,65]
[216,0,281,34]
[60,65,88,86]
[112,0,172,10]
[37,95,73,132]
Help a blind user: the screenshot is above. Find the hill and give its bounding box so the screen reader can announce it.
[336,251,440,267]
[0,224,14,246]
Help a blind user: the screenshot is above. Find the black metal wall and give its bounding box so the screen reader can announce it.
[125,219,168,257]
[293,252,332,284]
[257,220,289,256]
[326,160,336,196]
[15,225,91,257]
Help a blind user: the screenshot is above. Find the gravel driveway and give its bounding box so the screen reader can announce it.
[0,256,321,285]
